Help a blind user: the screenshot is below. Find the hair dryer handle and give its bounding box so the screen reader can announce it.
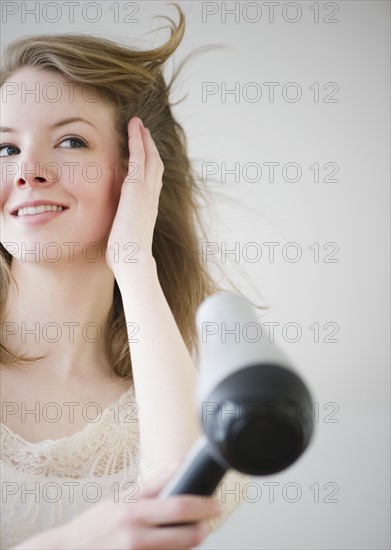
[159,437,227,498]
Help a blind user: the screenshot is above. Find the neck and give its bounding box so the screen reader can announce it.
[2,256,117,381]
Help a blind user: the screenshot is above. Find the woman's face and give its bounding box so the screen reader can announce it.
[0,67,126,264]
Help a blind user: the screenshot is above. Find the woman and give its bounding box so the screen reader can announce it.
[0,4,248,549]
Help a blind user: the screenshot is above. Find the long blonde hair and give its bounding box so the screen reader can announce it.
[0,3,225,378]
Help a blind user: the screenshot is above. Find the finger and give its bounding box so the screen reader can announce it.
[136,465,180,498]
[140,125,164,189]
[125,117,145,185]
[133,521,208,550]
[130,496,221,526]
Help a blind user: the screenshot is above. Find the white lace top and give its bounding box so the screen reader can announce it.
[0,383,247,549]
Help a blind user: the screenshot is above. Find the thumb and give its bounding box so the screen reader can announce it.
[137,462,181,498]
[117,463,180,503]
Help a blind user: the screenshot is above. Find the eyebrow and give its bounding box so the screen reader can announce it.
[0,117,97,133]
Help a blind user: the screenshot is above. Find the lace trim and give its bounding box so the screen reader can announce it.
[0,385,140,479]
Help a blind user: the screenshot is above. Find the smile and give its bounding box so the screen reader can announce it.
[16,205,67,216]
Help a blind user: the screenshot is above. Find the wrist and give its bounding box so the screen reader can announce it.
[114,253,159,290]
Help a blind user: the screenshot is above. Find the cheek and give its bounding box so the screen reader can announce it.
[73,161,121,206]
[104,161,126,212]
[0,177,13,211]
[85,170,122,233]
[105,169,122,211]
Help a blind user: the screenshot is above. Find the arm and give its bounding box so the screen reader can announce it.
[107,117,202,475]
[106,119,246,533]
[118,255,202,473]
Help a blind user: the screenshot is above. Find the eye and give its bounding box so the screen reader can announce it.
[58,137,88,149]
[0,144,20,157]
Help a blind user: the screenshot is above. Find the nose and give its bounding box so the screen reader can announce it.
[13,161,57,189]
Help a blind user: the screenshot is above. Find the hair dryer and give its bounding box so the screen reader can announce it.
[159,292,314,498]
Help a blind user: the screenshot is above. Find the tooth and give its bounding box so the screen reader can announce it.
[16,204,65,216]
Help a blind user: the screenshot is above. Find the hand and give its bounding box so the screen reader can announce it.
[13,469,222,550]
[105,117,164,277]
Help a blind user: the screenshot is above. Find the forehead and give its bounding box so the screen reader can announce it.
[1,67,115,126]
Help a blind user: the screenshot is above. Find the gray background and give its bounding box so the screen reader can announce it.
[1,1,390,549]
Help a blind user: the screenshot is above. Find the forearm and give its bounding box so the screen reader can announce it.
[116,256,202,473]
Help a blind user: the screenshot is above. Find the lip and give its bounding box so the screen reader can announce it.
[10,200,69,216]
[11,208,69,226]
